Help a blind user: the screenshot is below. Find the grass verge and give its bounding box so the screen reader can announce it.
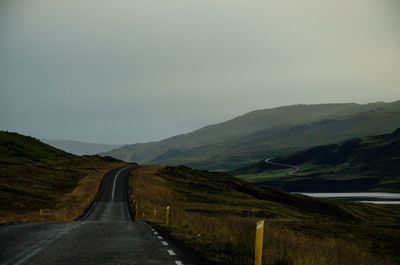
[0,131,130,223]
[0,156,127,223]
[129,165,400,265]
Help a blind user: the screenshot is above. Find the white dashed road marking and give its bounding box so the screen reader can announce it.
[167,249,176,256]
[13,248,42,265]
[145,224,181,263]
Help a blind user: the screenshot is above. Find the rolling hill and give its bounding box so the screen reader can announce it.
[0,131,128,223]
[41,139,122,155]
[103,100,400,171]
[234,128,400,192]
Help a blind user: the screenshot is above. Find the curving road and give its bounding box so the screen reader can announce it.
[265,157,300,175]
[0,166,191,265]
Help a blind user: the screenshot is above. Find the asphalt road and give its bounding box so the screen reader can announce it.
[0,166,191,265]
[265,157,300,175]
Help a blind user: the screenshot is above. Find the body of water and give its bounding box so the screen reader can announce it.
[298,192,400,204]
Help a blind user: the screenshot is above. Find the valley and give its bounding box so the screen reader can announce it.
[234,128,400,193]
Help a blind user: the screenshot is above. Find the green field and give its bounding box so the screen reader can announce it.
[236,169,292,181]
[235,128,400,192]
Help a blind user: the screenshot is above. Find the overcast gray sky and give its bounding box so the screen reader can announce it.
[1,0,399,144]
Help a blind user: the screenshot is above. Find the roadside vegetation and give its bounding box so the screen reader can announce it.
[129,165,400,265]
[0,131,127,223]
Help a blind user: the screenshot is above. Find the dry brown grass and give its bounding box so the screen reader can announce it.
[52,162,125,221]
[1,160,126,223]
[129,165,398,265]
[0,131,129,223]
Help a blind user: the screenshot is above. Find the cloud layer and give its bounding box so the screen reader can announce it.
[1,0,399,143]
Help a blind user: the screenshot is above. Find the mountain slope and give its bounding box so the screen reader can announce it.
[41,139,122,155]
[104,100,400,171]
[234,128,400,192]
[104,103,360,162]
[0,131,127,223]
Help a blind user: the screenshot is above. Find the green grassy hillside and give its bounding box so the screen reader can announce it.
[0,131,127,223]
[129,165,400,265]
[234,129,400,192]
[104,100,400,171]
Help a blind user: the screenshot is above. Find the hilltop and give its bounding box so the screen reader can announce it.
[0,131,128,223]
[1,131,73,163]
[103,100,400,171]
[234,128,400,192]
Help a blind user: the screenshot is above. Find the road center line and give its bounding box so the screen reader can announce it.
[1,223,80,265]
[13,248,42,265]
[111,167,129,202]
[0,243,42,265]
[162,241,168,246]
[175,261,183,265]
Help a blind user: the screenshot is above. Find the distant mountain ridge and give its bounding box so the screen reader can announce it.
[42,139,122,155]
[103,100,400,171]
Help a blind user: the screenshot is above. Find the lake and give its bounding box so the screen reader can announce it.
[298,192,400,204]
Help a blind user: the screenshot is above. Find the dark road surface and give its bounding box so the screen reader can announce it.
[0,166,190,265]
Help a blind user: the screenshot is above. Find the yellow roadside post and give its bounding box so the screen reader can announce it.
[135,203,138,219]
[255,220,264,265]
[142,212,145,219]
[153,209,157,220]
[165,206,170,225]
